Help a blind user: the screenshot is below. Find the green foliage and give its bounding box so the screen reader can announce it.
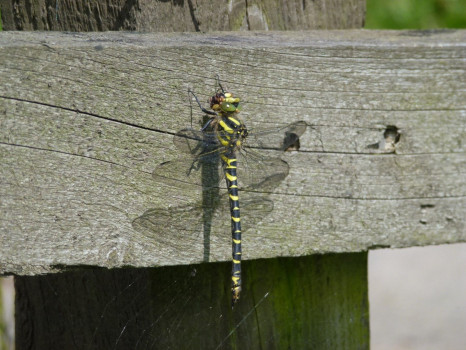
[366,0,466,29]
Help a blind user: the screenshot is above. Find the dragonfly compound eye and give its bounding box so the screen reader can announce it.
[221,102,237,113]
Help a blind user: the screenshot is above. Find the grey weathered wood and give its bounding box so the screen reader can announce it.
[0,0,365,31]
[0,30,465,275]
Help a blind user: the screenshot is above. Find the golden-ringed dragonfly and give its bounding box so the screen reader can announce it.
[135,78,307,307]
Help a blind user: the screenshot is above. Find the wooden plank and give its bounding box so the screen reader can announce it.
[0,30,465,275]
[0,0,365,31]
[15,253,369,349]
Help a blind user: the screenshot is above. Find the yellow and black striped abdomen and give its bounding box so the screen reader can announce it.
[221,152,242,306]
[213,99,247,306]
[216,113,247,306]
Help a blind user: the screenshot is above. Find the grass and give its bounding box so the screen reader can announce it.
[365,0,466,29]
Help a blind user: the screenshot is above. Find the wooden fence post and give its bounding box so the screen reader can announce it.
[0,13,464,350]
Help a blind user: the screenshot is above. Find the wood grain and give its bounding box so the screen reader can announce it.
[15,253,369,349]
[1,30,465,275]
[0,0,365,31]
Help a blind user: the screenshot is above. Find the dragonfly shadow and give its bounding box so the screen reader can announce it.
[132,143,225,263]
[199,150,221,262]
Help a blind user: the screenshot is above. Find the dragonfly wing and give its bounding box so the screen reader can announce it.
[246,121,308,150]
[132,193,274,241]
[236,151,290,192]
[132,205,202,240]
[153,155,225,190]
[173,128,219,156]
[239,195,274,230]
[159,127,228,190]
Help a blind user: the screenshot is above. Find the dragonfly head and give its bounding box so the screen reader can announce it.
[211,92,241,115]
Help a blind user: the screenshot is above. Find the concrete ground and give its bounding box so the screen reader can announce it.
[369,243,466,350]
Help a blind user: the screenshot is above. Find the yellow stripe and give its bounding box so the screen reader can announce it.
[221,155,236,164]
[225,97,240,103]
[231,216,240,223]
[225,172,237,181]
[228,116,241,125]
[232,206,239,210]
[233,259,241,264]
[229,194,239,201]
[230,185,238,189]
[233,239,241,244]
[221,155,237,168]
[234,230,241,233]
[219,120,234,134]
[218,136,230,147]
[232,276,240,283]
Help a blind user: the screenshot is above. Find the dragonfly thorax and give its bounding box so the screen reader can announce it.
[216,116,248,150]
[208,89,247,151]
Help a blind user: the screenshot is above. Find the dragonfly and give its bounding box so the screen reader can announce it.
[134,78,307,307]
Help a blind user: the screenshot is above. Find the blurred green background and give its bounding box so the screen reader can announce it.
[366,0,466,28]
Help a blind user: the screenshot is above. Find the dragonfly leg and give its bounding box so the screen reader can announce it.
[188,89,217,116]
[215,74,226,94]
[200,118,214,132]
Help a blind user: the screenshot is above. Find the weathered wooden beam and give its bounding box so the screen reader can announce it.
[1,30,465,275]
[15,253,369,349]
[0,0,365,31]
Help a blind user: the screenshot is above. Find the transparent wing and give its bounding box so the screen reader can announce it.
[173,121,308,154]
[172,128,220,157]
[132,192,274,240]
[235,120,307,190]
[236,150,290,192]
[154,127,225,189]
[153,153,224,190]
[153,120,306,191]
[245,120,308,150]
[153,148,290,192]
